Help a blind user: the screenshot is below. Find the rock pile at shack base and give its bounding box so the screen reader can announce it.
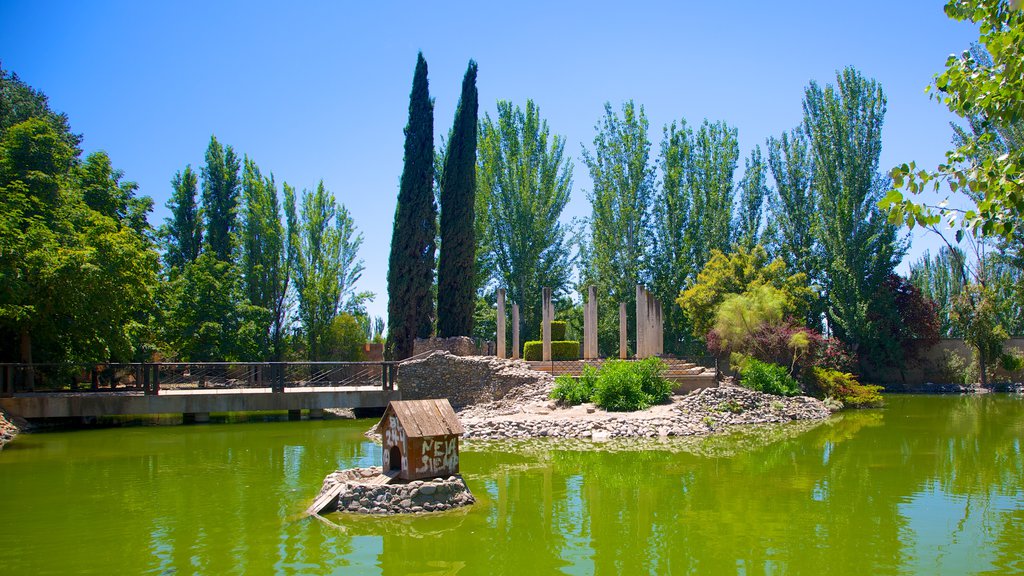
[315,467,474,515]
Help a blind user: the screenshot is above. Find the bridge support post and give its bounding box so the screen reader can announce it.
[184,412,210,424]
[309,408,324,419]
[288,409,302,421]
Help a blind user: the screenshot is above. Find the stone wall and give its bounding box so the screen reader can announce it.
[413,336,487,357]
[397,351,553,409]
[877,338,1024,388]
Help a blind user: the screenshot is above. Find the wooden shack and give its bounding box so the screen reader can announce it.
[375,399,464,481]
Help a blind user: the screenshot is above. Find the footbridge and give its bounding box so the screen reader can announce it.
[0,361,401,420]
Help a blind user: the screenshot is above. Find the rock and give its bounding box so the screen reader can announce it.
[419,484,437,496]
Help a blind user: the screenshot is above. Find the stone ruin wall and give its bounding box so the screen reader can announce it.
[397,351,552,409]
[413,336,491,357]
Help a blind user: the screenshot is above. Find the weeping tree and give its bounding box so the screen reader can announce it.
[437,60,479,338]
[386,53,437,360]
[477,99,574,344]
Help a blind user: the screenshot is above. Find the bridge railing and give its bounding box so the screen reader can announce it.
[0,361,399,396]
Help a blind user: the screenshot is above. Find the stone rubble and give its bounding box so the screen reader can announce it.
[316,466,475,515]
[398,351,553,410]
[0,407,24,450]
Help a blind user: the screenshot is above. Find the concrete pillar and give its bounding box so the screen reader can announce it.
[542,287,552,362]
[308,408,325,419]
[636,285,646,359]
[584,285,598,359]
[185,412,210,424]
[288,409,301,421]
[496,288,506,359]
[655,299,664,356]
[619,302,628,359]
[512,303,520,360]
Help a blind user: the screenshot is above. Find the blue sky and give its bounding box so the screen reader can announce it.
[0,1,979,322]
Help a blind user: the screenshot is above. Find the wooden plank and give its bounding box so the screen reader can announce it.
[306,482,346,516]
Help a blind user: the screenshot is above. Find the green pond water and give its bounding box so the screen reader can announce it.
[1,395,1022,575]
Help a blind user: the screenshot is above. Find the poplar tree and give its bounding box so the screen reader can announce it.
[803,67,904,359]
[733,145,768,249]
[161,165,202,271]
[201,135,241,261]
[687,120,739,268]
[582,101,655,354]
[477,99,574,343]
[386,53,436,360]
[239,157,290,360]
[437,60,479,338]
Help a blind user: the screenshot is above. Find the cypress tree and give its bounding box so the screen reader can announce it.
[437,60,478,338]
[385,53,436,360]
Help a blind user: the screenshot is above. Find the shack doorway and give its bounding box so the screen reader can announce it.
[389,446,401,471]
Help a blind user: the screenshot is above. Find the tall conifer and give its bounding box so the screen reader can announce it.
[386,53,436,360]
[162,165,202,270]
[201,135,241,261]
[437,60,479,338]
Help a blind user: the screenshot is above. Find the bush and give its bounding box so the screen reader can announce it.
[549,365,598,406]
[999,350,1024,374]
[738,359,801,396]
[523,340,579,360]
[550,321,567,341]
[810,367,883,408]
[591,358,672,412]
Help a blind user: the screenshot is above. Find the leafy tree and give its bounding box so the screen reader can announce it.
[677,245,813,341]
[200,135,241,261]
[861,274,942,379]
[581,101,655,354]
[0,118,157,364]
[160,166,203,271]
[291,181,365,361]
[239,157,290,360]
[733,145,768,249]
[437,60,479,338]
[386,53,437,360]
[0,65,81,153]
[764,126,822,326]
[909,247,969,337]
[951,283,1008,387]
[477,99,574,343]
[803,67,905,359]
[687,120,739,267]
[324,313,366,361]
[883,0,1024,243]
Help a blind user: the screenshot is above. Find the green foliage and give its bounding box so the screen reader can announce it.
[323,313,366,361]
[549,365,598,406]
[883,1,1024,243]
[803,67,905,359]
[437,60,479,338]
[951,283,1008,385]
[651,118,739,354]
[386,53,437,360]
[291,181,365,361]
[549,320,567,341]
[809,367,884,408]
[581,101,655,356]
[712,285,787,353]
[160,165,202,270]
[0,65,81,153]
[999,349,1024,373]
[733,145,768,249]
[591,358,672,411]
[523,340,580,361]
[0,116,158,364]
[677,245,813,340]
[941,350,979,386]
[200,136,240,262]
[737,359,801,396]
[477,100,574,344]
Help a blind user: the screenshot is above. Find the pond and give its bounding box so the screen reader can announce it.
[0,394,1021,575]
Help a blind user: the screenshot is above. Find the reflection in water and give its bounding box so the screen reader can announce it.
[0,395,1021,574]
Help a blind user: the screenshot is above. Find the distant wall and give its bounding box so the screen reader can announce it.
[875,338,1024,389]
[413,337,492,357]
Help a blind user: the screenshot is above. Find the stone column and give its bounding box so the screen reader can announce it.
[619,302,628,359]
[542,287,552,362]
[655,298,664,356]
[496,288,506,359]
[584,285,598,359]
[636,285,646,359]
[512,303,520,360]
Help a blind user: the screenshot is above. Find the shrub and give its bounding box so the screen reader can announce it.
[999,350,1024,374]
[738,359,801,396]
[810,367,883,408]
[550,321,567,341]
[550,365,599,406]
[523,340,580,360]
[591,358,671,411]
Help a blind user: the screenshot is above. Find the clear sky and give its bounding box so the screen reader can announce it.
[0,0,980,323]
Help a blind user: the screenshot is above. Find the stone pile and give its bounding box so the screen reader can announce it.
[398,351,553,410]
[460,386,831,441]
[0,407,23,450]
[316,467,475,515]
[413,336,484,357]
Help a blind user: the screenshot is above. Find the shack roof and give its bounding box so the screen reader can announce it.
[375,398,464,437]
